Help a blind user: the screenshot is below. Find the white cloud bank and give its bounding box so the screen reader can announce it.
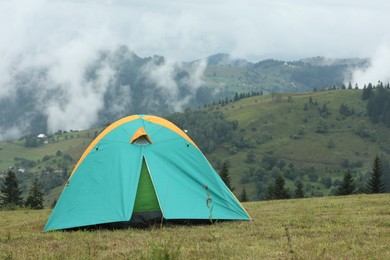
[350,44,390,86]
[2,0,390,61]
[0,0,390,138]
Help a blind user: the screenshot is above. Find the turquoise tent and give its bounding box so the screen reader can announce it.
[44,115,250,231]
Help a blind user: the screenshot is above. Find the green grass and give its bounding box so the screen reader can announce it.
[0,133,92,170]
[0,132,88,172]
[1,194,390,259]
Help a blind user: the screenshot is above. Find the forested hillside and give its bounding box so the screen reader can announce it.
[169,87,390,201]
[1,87,390,207]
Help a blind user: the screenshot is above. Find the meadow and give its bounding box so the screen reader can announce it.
[212,90,390,198]
[1,194,390,259]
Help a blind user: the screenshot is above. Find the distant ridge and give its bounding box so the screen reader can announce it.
[0,46,369,139]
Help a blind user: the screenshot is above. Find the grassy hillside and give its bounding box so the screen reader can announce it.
[1,194,390,259]
[0,129,103,206]
[1,89,389,205]
[204,89,390,199]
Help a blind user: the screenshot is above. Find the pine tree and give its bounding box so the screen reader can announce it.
[366,155,386,193]
[266,174,290,200]
[265,183,276,200]
[0,170,23,207]
[25,178,44,209]
[234,92,239,101]
[382,100,390,127]
[380,157,390,192]
[336,170,355,195]
[361,85,371,100]
[294,180,305,198]
[240,186,249,202]
[219,161,234,191]
[274,174,290,199]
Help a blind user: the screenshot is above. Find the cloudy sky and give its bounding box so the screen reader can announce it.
[0,0,389,139]
[1,0,390,62]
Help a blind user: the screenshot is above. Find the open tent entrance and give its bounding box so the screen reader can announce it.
[130,158,162,226]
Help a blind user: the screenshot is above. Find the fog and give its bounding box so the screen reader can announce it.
[0,0,389,139]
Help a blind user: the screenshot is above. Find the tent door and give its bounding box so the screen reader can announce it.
[130,158,162,225]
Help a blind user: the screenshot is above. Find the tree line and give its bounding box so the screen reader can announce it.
[205,91,263,108]
[0,171,44,210]
[217,154,388,202]
[264,155,386,200]
[362,82,390,127]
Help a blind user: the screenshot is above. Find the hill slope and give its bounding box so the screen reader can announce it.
[202,54,368,94]
[169,89,390,200]
[1,90,389,205]
[0,129,101,206]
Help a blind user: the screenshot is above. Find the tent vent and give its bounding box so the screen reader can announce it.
[130,127,152,144]
[133,136,151,145]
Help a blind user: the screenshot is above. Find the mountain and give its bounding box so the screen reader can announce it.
[0,47,368,140]
[202,54,369,94]
[204,53,252,67]
[1,89,390,206]
[0,46,217,140]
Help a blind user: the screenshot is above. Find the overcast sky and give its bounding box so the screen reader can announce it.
[0,0,389,139]
[1,0,390,62]
[1,0,390,95]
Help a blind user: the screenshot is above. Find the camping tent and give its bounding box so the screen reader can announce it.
[44,115,250,231]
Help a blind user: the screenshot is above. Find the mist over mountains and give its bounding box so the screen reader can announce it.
[0,46,210,140]
[0,45,369,140]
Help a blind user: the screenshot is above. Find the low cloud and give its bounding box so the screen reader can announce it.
[142,58,206,112]
[0,40,208,140]
[350,44,390,87]
[46,63,115,133]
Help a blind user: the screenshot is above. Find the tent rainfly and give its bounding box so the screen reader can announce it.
[44,115,250,231]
